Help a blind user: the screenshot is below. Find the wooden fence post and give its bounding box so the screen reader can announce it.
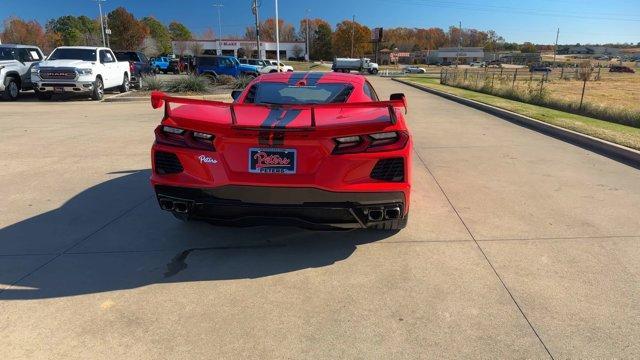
[512,68,518,88]
[560,66,564,79]
[475,72,479,87]
[579,76,587,110]
[464,69,468,82]
[539,74,544,97]
[491,73,495,88]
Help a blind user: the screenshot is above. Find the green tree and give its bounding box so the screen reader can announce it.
[142,16,172,55]
[168,21,192,41]
[312,22,333,60]
[332,19,371,57]
[520,42,537,53]
[46,15,100,46]
[107,7,147,50]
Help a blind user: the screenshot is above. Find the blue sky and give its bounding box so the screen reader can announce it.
[1,0,639,44]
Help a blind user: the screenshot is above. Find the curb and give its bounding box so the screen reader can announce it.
[393,78,640,168]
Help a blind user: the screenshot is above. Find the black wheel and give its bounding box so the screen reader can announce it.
[368,216,408,230]
[370,68,379,75]
[91,77,104,101]
[2,77,20,101]
[36,90,52,100]
[163,70,168,74]
[119,74,130,93]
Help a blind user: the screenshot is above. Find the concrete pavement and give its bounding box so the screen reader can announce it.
[0,77,638,359]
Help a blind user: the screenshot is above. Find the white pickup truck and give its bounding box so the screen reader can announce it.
[32,46,130,100]
[0,44,45,101]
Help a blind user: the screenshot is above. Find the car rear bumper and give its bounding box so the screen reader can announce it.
[154,185,407,230]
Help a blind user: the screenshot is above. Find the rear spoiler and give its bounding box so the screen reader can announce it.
[150,91,407,128]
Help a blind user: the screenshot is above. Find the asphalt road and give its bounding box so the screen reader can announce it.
[1,77,639,359]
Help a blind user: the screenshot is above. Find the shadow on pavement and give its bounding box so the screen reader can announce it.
[0,170,396,300]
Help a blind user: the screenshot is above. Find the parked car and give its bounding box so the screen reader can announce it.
[529,65,552,73]
[151,56,171,73]
[267,60,295,72]
[487,60,502,68]
[0,44,45,100]
[195,56,260,79]
[403,66,426,74]
[609,65,635,73]
[288,56,306,61]
[114,51,153,89]
[469,61,486,67]
[149,72,411,230]
[31,46,130,100]
[239,58,270,68]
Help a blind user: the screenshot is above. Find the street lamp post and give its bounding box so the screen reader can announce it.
[306,9,310,62]
[275,0,280,71]
[213,3,224,55]
[95,0,106,47]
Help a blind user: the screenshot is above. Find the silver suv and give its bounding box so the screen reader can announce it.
[0,44,45,100]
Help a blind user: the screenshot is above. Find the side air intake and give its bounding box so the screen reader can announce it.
[154,151,183,174]
[370,158,404,182]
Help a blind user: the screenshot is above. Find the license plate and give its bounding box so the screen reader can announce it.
[53,86,64,93]
[249,148,296,174]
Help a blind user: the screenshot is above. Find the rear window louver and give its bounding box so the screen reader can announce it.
[244,85,257,103]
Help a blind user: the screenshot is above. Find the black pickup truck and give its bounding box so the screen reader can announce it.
[114,51,154,89]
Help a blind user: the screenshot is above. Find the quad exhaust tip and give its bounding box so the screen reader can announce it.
[385,207,401,220]
[159,198,189,213]
[159,199,174,211]
[368,209,384,221]
[366,206,401,222]
[173,202,188,213]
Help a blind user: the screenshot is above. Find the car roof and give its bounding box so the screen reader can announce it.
[0,44,40,49]
[255,72,366,86]
[55,46,103,50]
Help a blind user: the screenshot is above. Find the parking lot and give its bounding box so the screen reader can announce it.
[1,77,639,359]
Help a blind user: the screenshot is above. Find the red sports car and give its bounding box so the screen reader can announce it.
[150,72,412,230]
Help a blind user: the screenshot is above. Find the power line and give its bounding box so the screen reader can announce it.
[372,0,640,22]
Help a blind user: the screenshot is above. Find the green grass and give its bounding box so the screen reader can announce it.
[402,77,640,151]
[282,61,327,72]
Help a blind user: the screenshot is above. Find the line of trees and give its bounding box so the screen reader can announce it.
[1,8,193,56]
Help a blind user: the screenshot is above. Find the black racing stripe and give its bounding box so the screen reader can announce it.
[271,131,285,146]
[304,72,326,86]
[258,131,272,146]
[287,72,307,85]
[273,109,302,129]
[260,108,286,128]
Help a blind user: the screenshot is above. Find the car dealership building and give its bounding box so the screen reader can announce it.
[171,39,307,59]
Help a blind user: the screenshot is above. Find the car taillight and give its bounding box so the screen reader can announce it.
[155,125,215,151]
[332,131,408,154]
[129,61,135,73]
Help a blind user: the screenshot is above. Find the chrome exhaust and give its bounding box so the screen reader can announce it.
[385,207,401,220]
[174,202,188,213]
[159,199,174,211]
[368,209,384,221]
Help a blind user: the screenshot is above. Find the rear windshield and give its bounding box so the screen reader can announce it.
[115,52,139,62]
[48,48,96,61]
[250,83,353,105]
[0,47,16,61]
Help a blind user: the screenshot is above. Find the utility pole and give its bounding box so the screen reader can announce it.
[95,0,106,47]
[456,21,462,67]
[306,9,311,61]
[350,15,355,58]
[104,15,110,48]
[553,28,559,66]
[275,0,280,71]
[213,3,224,55]
[252,0,260,59]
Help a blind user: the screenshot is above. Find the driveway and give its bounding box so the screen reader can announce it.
[0,77,638,359]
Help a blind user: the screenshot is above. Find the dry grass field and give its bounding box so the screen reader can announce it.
[539,70,639,112]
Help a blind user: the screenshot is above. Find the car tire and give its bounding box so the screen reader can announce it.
[369,215,408,231]
[36,90,52,101]
[163,70,168,74]
[134,81,143,90]
[91,77,104,101]
[119,74,130,93]
[2,77,20,101]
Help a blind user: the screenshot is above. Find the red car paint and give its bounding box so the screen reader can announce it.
[150,72,412,230]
